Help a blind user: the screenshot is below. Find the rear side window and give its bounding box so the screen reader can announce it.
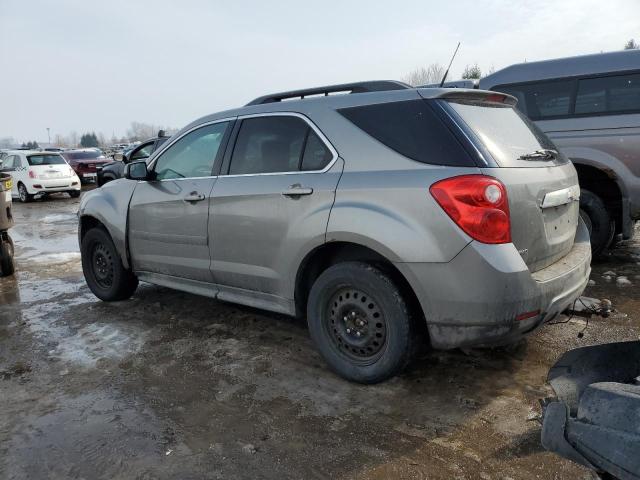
[337,100,473,166]
[229,116,333,175]
[575,73,640,114]
[496,80,573,120]
[27,154,66,166]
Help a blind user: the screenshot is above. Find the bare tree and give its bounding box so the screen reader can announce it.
[462,63,482,80]
[126,121,174,142]
[625,38,639,50]
[401,63,445,87]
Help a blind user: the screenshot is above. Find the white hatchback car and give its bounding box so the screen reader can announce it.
[0,151,81,202]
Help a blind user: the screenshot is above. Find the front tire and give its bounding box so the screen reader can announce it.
[18,183,33,203]
[307,262,414,384]
[69,191,81,198]
[81,227,138,301]
[580,189,614,257]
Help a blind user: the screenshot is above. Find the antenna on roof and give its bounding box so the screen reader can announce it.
[439,42,461,87]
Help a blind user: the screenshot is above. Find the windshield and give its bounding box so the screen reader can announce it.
[63,151,103,160]
[445,100,567,168]
[27,154,67,166]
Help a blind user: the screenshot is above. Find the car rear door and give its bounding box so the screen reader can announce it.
[210,113,342,299]
[128,121,232,282]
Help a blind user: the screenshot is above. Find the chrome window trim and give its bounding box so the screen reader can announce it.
[146,117,237,179]
[222,111,339,178]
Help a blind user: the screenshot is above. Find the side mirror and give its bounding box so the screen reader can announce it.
[124,161,149,181]
[113,153,124,162]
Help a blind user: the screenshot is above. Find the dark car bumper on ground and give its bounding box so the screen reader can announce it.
[541,341,640,479]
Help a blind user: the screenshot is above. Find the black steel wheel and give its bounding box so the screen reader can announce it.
[91,242,115,289]
[81,227,138,301]
[307,262,414,384]
[326,287,387,364]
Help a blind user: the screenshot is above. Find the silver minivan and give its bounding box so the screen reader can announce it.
[481,49,640,254]
[79,82,591,383]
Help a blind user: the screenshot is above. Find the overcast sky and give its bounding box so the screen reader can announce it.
[1,0,638,143]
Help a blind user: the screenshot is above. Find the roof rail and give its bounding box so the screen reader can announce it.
[246,80,411,106]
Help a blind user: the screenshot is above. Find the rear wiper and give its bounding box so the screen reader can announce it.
[518,149,558,161]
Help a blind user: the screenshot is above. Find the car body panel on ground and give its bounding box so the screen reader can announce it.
[542,341,640,479]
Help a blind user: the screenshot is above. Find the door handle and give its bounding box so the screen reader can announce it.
[183,192,206,203]
[282,185,313,197]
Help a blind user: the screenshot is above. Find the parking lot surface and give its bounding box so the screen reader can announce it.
[1,193,639,479]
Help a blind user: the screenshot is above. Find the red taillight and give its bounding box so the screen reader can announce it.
[430,175,511,244]
[28,170,36,179]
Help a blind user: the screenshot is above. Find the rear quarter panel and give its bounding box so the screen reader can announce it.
[327,167,476,263]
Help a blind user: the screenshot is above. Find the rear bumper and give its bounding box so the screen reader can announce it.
[396,217,591,349]
[29,177,81,194]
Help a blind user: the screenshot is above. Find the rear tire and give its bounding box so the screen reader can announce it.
[18,183,33,203]
[0,235,15,277]
[81,227,138,301]
[579,189,614,257]
[307,262,414,384]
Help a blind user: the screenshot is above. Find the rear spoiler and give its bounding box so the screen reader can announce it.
[420,88,518,107]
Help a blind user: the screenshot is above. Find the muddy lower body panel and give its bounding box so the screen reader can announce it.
[397,217,591,349]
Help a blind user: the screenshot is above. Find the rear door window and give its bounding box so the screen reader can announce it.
[446,101,567,168]
[229,116,331,175]
[301,131,333,171]
[337,100,474,166]
[575,73,640,114]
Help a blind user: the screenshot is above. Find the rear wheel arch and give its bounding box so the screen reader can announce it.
[294,241,427,339]
[572,162,623,234]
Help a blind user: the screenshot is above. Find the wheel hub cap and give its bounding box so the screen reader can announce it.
[92,244,114,288]
[327,288,386,361]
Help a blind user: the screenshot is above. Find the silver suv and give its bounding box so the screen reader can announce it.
[79,81,591,383]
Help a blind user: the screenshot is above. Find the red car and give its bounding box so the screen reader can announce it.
[61,149,110,183]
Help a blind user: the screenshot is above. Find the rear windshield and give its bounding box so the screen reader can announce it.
[63,151,103,160]
[337,100,475,167]
[27,154,66,166]
[446,101,567,167]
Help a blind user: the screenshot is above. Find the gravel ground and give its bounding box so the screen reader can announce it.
[1,192,638,480]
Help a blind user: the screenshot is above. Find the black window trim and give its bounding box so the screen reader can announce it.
[492,68,640,120]
[221,112,338,177]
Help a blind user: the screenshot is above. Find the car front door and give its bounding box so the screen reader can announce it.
[210,113,342,300]
[128,120,232,282]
